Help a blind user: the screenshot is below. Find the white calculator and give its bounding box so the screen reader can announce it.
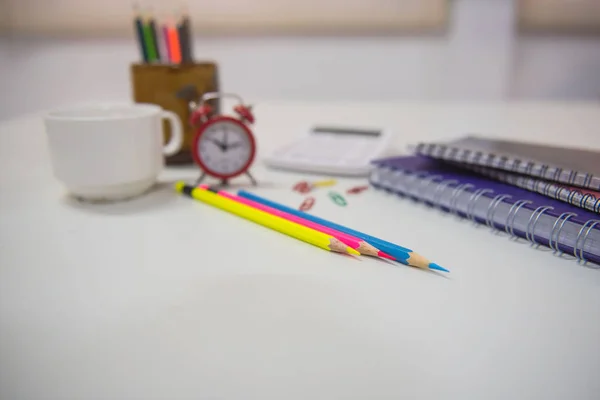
[264,125,393,176]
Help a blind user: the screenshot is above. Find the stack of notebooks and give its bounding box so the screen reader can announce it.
[369,135,600,266]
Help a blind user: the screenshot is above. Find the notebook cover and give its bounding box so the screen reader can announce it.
[371,155,600,264]
[414,135,600,191]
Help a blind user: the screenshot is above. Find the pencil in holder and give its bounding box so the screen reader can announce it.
[130,62,220,165]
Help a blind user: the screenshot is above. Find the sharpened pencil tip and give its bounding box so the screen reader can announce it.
[378,251,395,260]
[429,263,449,273]
[347,247,361,256]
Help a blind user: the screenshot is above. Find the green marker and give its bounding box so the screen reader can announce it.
[142,19,158,62]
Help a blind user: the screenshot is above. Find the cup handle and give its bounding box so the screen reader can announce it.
[161,110,184,156]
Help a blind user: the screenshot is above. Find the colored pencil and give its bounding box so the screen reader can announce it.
[162,25,171,63]
[133,4,148,63]
[149,18,160,60]
[142,18,158,61]
[167,23,182,64]
[237,190,449,273]
[175,183,360,256]
[155,23,169,64]
[178,14,192,63]
[198,185,393,259]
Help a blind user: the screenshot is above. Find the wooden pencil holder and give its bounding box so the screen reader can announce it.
[130,62,220,165]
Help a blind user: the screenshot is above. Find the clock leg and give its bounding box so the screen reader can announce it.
[194,172,207,186]
[246,171,257,186]
[220,178,229,187]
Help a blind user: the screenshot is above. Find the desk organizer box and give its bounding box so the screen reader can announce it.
[130,62,220,165]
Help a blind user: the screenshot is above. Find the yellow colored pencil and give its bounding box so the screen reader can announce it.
[175,182,360,256]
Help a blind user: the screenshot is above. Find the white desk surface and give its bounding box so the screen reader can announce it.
[1,101,600,400]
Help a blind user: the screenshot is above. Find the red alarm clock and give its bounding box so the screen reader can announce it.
[189,92,257,186]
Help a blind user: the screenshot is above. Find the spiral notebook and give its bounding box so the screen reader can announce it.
[452,163,600,213]
[414,136,600,191]
[369,155,600,266]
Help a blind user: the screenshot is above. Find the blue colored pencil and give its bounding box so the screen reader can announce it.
[237,190,448,273]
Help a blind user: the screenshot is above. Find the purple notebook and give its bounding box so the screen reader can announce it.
[369,155,600,266]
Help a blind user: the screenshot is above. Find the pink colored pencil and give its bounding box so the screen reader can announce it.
[162,25,172,63]
[156,24,169,63]
[198,185,393,259]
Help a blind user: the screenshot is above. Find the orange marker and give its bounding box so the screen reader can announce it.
[167,23,181,64]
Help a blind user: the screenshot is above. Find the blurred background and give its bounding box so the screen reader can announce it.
[0,0,599,120]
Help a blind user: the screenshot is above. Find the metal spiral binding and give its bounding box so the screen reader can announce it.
[549,212,578,253]
[380,167,398,193]
[578,193,597,211]
[404,172,431,198]
[432,179,459,208]
[552,167,563,182]
[574,219,600,265]
[448,183,475,216]
[389,168,403,187]
[577,192,591,207]
[504,199,533,237]
[466,188,494,222]
[525,206,554,246]
[554,186,568,202]
[432,144,446,158]
[512,159,521,173]
[388,168,405,188]
[458,149,471,163]
[567,188,582,204]
[497,155,508,169]
[583,172,593,189]
[443,146,455,161]
[567,169,576,186]
[416,174,444,203]
[486,194,512,229]
[390,168,408,195]
[534,177,545,193]
[525,161,535,176]
[389,167,403,188]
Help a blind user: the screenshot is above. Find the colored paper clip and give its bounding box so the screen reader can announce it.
[312,179,337,188]
[347,185,369,194]
[293,181,312,194]
[299,196,315,211]
[328,191,347,206]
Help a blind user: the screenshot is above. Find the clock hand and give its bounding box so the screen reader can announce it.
[227,142,243,150]
[207,138,226,151]
[222,127,229,149]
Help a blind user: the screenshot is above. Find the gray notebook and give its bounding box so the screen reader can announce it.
[414,136,600,191]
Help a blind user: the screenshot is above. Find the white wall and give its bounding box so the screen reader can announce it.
[2,0,448,35]
[0,0,599,121]
[512,36,600,100]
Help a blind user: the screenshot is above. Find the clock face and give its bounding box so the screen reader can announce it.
[193,117,256,179]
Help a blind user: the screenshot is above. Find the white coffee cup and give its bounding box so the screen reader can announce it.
[44,103,183,201]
